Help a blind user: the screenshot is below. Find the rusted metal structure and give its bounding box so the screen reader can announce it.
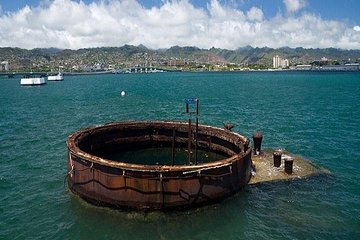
[252,131,263,155]
[273,151,282,167]
[284,157,294,174]
[67,121,252,210]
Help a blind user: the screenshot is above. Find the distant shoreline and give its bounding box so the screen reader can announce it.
[0,71,114,77]
[1,69,359,78]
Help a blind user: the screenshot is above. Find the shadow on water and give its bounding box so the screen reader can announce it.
[64,172,341,240]
[66,187,250,239]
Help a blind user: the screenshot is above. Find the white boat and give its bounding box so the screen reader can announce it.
[20,75,46,86]
[48,71,64,81]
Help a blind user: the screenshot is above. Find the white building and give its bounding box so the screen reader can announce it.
[273,55,289,69]
[1,61,9,71]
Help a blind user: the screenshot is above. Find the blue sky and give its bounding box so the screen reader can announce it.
[0,0,359,49]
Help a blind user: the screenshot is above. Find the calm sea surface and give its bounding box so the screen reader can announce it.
[1,72,359,239]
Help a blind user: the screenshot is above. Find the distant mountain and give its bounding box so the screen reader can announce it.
[32,47,63,54]
[1,45,359,71]
[166,46,201,56]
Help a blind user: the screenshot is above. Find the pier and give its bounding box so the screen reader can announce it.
[121,66,170,73]
[0,71,114,78]
[0,72,46,78]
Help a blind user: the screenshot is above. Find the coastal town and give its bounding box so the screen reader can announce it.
[1,45,359,74]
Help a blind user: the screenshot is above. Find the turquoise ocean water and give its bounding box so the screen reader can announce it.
[0,72,359,239]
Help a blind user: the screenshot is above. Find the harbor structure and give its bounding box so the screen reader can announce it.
[20,74,46,85]
[291,63,360,71]
[48,66,64,81]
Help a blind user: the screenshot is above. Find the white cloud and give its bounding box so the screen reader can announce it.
[0,0,359,50]
[283,0,307,13]
[247,7,263,21]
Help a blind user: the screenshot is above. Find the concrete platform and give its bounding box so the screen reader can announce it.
[249,149,329,185]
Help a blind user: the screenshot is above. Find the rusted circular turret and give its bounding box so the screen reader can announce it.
[67,121,252,210]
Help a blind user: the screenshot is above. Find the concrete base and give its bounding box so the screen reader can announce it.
[249,149,329,185]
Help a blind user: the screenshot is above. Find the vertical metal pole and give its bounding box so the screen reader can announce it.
[172,128,175,166]
[188,118,192,165]
[195,99,199,165]
[196,98,199,115]
[195,117,198,165]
